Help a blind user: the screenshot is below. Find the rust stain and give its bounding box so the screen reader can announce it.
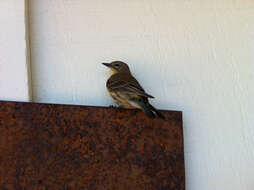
[0,101,185,190]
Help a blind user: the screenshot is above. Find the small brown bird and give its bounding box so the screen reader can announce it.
[102,61,165,119]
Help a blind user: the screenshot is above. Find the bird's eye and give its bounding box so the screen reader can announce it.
[114,64,120,67]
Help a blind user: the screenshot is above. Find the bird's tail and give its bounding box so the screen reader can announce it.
[142,103,165,119]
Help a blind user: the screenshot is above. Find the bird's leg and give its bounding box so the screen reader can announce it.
[109,105,118,109]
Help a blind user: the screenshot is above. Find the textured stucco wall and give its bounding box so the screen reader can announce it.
[29,1,254,190]
[0,0,31,101]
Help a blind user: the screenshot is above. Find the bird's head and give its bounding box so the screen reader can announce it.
[102,61,130,74]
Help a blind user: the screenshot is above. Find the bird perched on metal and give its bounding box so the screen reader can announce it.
[102,61,165,119]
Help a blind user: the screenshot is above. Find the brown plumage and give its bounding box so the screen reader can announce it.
[102,61,165,119]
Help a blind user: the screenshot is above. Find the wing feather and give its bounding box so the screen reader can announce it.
[107,73,154,98]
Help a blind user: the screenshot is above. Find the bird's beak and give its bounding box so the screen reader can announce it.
[102,63,111,67]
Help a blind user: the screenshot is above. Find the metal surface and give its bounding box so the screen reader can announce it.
[0,101,185,190]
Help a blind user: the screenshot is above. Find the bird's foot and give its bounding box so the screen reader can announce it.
[109,105,119,109]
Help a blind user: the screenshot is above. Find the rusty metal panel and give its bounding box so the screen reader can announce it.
[0,101,185,190]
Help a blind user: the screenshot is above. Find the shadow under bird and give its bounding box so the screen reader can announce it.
[102,61,165,119]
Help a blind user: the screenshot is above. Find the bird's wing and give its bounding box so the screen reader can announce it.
[107,74,154,98]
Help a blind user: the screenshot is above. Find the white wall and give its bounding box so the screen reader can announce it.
[0,0,31,101]
[29,1,254,190]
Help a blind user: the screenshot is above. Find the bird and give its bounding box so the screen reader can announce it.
[102,61,165,119]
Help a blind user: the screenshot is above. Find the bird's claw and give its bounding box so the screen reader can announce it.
[109,105,118,109]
